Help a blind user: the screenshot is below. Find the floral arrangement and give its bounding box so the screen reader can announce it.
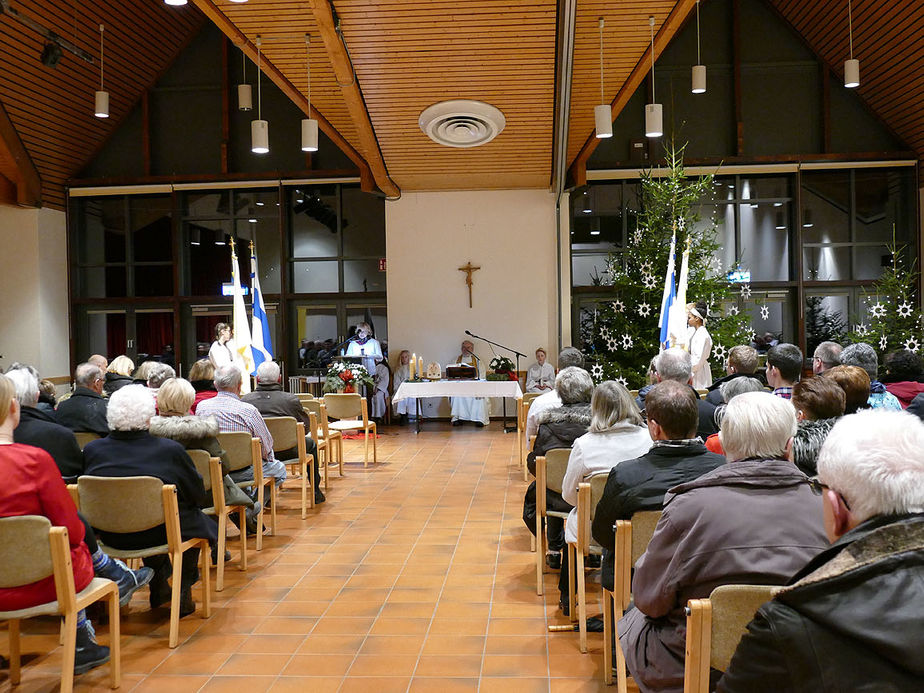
[487,356,518,381]
[323,361,374,393]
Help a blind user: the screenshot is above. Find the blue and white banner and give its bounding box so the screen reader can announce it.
[250,249,273,372]
[658,232,677,349]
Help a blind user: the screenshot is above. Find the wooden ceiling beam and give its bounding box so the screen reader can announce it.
[0,97,41,207]
[305,0,399,198]
[191,0,379,193]
[567,0,698,188]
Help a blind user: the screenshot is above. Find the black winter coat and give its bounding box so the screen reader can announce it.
[718,513,924,693]
[13,406,84,479]
[55,387,109,436]
[525,403,591,475]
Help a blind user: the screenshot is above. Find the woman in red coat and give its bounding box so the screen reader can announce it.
[0,374,110,675]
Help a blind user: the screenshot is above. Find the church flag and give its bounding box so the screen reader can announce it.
[250,243,273,372]
[658,231,677,349]
[230,240,254,392]
[667,236,691,348]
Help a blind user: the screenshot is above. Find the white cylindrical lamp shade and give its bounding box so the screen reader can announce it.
[594,104,613,139]
[692,64,706,93]
[645,103,663,138]
[301,118,319,152]
[164,0,187,5]
[94,90,109,118]
[237,84,252,111]
[844,58,860,88]
[251,119,269,154]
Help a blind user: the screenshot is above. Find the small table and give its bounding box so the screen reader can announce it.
[392,379,523,433]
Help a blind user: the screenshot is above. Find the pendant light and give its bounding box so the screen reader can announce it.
[593,18,612,139]
[94,24,109,118]
[164,0,187,6]
[645,16,662,138]
[844,0,859,88]
[238,49,252,111]
[251,36,269,154]
[301,33,319,152]
[692,0,706,93]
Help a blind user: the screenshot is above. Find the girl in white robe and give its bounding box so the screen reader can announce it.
[687,302,713,390]
[525,347,556,393]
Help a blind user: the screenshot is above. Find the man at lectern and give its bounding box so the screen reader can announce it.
[450,339,490,427]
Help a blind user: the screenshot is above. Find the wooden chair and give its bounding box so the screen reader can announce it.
[0,516,121,693]
[683,584,782,693]
[324,393,377,467]
[517,393,541,477]
[296,393,315,406]
[534,449,572,596]
[609,510,663,689]
[186,451,247,591]
[217,432,275,550]
[73,432,100,450]
[566,475,609,653]
[305,400,343,487]
[75,476,211,649]
[264,416,315,519]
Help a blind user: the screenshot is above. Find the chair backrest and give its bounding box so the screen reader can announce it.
[708,584,781,670]
[303,399,322,418]
[297,393,315,405]
[218,431,259,473]
[0,515,54,587]
[324,393,362,420]
[544,448,572,494]
[186,449,213,491]
[264,416,299,452]
[74,431,100,449]
[630,510,662,564]
[77,475,166,533]
[613,510,664,608]
[186,450,223,510]
[576,474,609,552]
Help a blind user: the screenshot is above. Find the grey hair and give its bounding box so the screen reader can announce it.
[813,341,843,369]
[75,363,103,388]
[719,391,797,462]
[5,368,39,407]
[106,384,155,431]
[256,361,281,384]
[6,362,41,380]
[840,342,879,381]
[146,363,176,389]
[555,367,593,404]
[714,376,766,427]
[557,347,585,370]
[654,347,693,383]
[817,409,924,523]
[214,364,243,392]
[589,380,643,432]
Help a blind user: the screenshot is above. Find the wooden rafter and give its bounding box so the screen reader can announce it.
[0,96,40,207]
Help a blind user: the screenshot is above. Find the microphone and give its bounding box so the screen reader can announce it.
[464,330,474,337]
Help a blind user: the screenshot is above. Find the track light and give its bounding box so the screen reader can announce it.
[301,34,319,152]
[594,18,612,139]
[251,36,268,154]
[238,49,252,110]
[645,17,662,138]
[775,211,786,230]
[844,0,860,87]
[94,24,108,118]
[692,0,706,93]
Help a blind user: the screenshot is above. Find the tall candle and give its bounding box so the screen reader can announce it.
[418,356,423,378]
[410,353,416,380]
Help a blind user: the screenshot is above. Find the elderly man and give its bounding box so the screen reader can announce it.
[450,339,489,427]
[593,381,725,591]
[196,364,287,489]
[243,361,324,503]
[811,340,842,374]
[718,409,924,691]
[638,348,717,439]
[840,342,902,410]
[766,343,803,399]
[618,392,828,693]
[56,363,109,436]
[88,354,108,373]
[704,345,760,406]
[525,347,585,439]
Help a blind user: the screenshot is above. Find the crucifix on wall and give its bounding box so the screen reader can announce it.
[458,261,480,308]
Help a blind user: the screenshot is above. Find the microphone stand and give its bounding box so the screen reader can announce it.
[465,330,526,433]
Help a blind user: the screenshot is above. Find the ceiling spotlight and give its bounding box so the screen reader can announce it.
[251,36,269,154]
[844,0,860,88]
[164,0,188,5]
[775,212,786,230]
[301,34,319,152]
[40,41,62,67]
[645,17,662,138]
[802,209,814,228]
[94,24,109,118]
[594,18,612,139]
[238,49,252,111]
[692,0,706,93]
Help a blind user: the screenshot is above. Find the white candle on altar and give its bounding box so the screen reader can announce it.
[410,353,416,380]
[418,356,423,378]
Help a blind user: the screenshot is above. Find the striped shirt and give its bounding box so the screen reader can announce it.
[772,386,793,400]
[196,391,277,464]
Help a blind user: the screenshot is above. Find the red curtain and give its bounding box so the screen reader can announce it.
[137,313,174,356]
[106,313,127,359]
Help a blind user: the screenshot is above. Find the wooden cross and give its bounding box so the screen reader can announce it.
[458,261,480,308]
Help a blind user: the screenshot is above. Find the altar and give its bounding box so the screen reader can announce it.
[393,380,523,433]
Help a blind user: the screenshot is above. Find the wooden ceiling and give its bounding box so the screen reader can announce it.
[0,0,921,208]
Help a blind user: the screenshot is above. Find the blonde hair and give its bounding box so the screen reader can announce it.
[188,359,215,382]
[156,378,196,417]
[0,374,14,427]
[589,380,643,431]
[108,355,135,377]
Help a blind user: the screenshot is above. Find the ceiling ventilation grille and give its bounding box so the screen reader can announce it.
[418,100,506,148]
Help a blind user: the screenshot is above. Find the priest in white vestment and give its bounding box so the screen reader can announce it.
[450,340,490,426]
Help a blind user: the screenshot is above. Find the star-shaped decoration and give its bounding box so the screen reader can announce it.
[638,302,652,318]
[740,283,752,300]
[713,344,728,363]
[728,305,740,316]
[621,334,634,350]
[898,302,914,318]
[870,302,886,318]
[677,217,686,231]
[760,304,770,321]
[879,334,888,351]
[642,272,657,290]
[591,364,604,380]
[612,300,625,313]
[855,322,870,336]
[904,337,920,353]
[615,376,629,387]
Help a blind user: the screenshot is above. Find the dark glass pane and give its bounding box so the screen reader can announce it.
[346,307,387,348]
[79,266,127,298]
[135,265,174,297]
[291,186,339,257]
[740,203,790,280]
[740,176,790,200]
[78,198,126,263]
[188,220,233,295]
[131,195,173,262]
[801,171,850,243]
[344,259,386,293]
[186,192,225,217]
[292,260,339,292]
[234,218,281,294]
[744,291,792,346]
[803,246,850,281]
[295,305,339,368]
[805,294,848,354]
[235,188,279,218]
[342,187,385,257]
[84,311,126,360]
[692,204,735,273]
[854,168,914,246]
[853,245,892,280]
[572,254,613,286]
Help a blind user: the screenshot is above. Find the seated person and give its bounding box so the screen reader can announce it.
[822,364,871,414]
[392,350,413,424]
[188,359,218,413]
[811,340,842,375]
[525,347,556,393]
[840,342,901,410]
[593,381,725,591]
[55,362,109,436]
[881,348,924,407]
[83,385,217,616]
[766,343,802,399]
[372,360,390,423]
[634,357,659,410]
[790,376,845,476]
[704,377,765,455]
[450,339,490,427]
[522,366,593,568]
[146,362,176,398]
[104,355,135,396]
[637,348,717,439]
[618,392,828,693]
[718,409,924,692]
[525,347,585,439]
[557,380,651,611]
[704,345,760,406]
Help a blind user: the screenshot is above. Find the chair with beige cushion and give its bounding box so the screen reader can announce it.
[305,400,343,487]
[0,515,121,693]
[518,393,541,480]
[323,393,377,467]
[75,476,210,649]
[264,416,315,519]
[73,432,100,450]
[533,448,572,596]
[186,450,247,591]
[217,432,275,550]
[566,475,609,653]
[683,584,782,693]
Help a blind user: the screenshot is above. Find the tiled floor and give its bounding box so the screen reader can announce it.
[2,423,629,692]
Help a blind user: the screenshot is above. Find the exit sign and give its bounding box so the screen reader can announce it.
[378,258,386,271]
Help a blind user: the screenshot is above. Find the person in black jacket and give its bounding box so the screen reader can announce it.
[56,363,109,436]
[83,385,216,617]
[703,345,761,406]
[718,409,924,692]
[7,368,84,479]
[637,348,718,439]
[592,381,725,591]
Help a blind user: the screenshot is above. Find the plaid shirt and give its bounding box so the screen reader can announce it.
[196,391,277,464]
[772,386,793,400]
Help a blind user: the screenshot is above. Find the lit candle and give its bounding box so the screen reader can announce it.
[410,353,416,380]
[418,356,423,378]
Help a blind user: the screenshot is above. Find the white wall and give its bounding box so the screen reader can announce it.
[386,189,559,417]
[0,205,70,378]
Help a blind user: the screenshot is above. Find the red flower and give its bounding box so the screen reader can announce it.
[339,370,353,382]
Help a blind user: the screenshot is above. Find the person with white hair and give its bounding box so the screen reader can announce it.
[638,347,718,439]
[525,347,585,439]
[145,362,176,393]
[719,409,924,691]
[83,385,216,616]
[618,392,828,693]
[55,362,109,436]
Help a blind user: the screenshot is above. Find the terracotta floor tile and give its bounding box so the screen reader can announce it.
[201,675,277,692]
[427,617,488,635]
[409,677,479,693]
[252,617,317,635]
[152,651,232,676]
[422,634,485,656]
[216,653,292,676]
[479,677,552,693]
[325,599,385,618]
[348,653,419,676]
[485,634,551,655]
[339,676,411,693]
[379,602,435,619]
[369,617,432,635]
[359,634,425,655]
[238,633,307,654]
[179,633,249,653]
[548,653,605,678]
[482,654,551,677]
[282,653,355,677]
[413,654,483,678]
[311,616,376,635]
[131,674,212,692]
[270,676,344,692]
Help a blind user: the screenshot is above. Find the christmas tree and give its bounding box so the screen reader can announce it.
[806,296,847,355]
[582,143,752,388]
